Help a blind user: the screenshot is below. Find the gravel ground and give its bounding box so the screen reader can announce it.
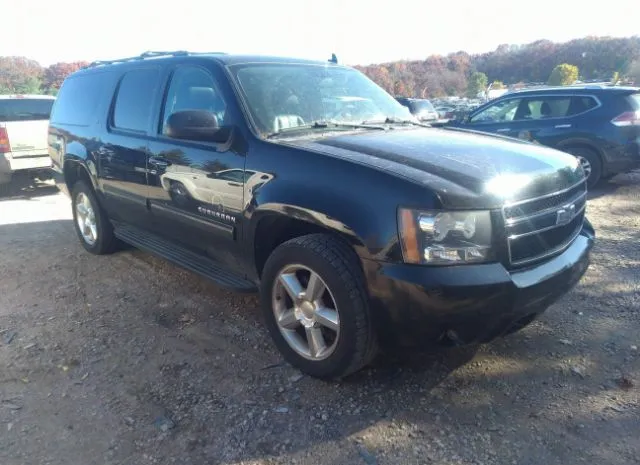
[0,174,638,465]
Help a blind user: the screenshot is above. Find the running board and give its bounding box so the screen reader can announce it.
[114,224,257,292]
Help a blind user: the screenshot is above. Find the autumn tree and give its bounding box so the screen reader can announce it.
[0,57,43,94]
[467,72,488,97]
[548,64,579,86]
[43,62,89,93]
[490,80,505,89]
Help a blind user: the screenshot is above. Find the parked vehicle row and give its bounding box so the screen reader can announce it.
[47,51,595,379]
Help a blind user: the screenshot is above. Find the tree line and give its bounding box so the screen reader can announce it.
[355,36,640,98]
[0,57,88,95]
[1,36,639,97]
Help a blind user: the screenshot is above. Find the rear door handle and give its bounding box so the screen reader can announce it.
[496,128,511,133]
[554,124,572,129]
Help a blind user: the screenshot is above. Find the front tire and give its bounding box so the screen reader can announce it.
[260,234,378,379]
[71,180,116,255]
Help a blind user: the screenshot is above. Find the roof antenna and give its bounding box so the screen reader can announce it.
[328,53,338,64]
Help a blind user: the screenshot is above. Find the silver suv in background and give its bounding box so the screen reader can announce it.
[0,95,56,195]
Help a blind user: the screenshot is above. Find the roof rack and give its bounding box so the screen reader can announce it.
[85,50,226,68]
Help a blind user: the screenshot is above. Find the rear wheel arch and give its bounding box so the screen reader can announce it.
[63,159,98,194]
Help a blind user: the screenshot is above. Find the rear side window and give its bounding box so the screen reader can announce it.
[112,68,161,133]
[51,72,112,126]
[567,96,599,115]
[0,98,54,122]
[521,97,572,119]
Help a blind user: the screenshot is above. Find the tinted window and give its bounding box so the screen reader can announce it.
[567,96,598,115]
[521,97,571,119]
[0,98,54,122]
[469,98,522,123]
[161,66,229,136]
[112,68,160,132]
[51,72,112,126]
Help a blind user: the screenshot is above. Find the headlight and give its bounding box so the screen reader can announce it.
[398,208,494,265]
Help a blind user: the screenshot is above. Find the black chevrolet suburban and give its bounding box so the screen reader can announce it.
[48,51,595,379]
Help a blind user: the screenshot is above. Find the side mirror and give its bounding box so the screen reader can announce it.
[165,110,230,143]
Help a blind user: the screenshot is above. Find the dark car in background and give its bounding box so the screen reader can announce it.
[396,97,439,122]
[445,86,640,187]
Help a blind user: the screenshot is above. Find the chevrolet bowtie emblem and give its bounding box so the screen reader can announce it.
[556,203,576,226]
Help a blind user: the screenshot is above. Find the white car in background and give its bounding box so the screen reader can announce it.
[0,94,56,195]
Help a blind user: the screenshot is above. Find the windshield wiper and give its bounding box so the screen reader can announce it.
[267,120,387,138]
[362,117,432,128]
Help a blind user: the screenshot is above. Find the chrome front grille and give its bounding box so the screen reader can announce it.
[503,180,587,267]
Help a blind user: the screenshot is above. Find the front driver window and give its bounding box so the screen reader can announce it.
[469,98,522,124]
[161,66,228,136]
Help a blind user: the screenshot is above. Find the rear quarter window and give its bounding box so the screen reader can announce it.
[51,71,113,126]
[0,98,54,122]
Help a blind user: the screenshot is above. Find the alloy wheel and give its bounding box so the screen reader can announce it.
[272,264,340,360]
[75,192,98,246]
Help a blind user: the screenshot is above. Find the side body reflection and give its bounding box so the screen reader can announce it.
[146,63,272,272]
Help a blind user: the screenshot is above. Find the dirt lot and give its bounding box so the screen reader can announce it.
[1,174,639,465]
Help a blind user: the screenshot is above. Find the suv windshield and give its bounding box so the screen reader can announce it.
[230,63,414,136]
[0,98,55,122]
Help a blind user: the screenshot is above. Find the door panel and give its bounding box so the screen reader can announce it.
[146,64,246,272]
[98,67,162,227]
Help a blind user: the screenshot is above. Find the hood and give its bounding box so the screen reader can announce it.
[282,127,585,209]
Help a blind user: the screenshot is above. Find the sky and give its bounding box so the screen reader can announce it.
[3,0,638,67]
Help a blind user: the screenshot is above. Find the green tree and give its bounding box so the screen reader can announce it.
[13,76,42,94]
[467,71,488,97]
[0,57,43,94]
[548,64,579,86]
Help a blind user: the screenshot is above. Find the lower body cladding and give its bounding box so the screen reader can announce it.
[365,223,595,348]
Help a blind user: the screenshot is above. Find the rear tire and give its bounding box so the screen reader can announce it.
[260,234,378,379]
[71,180,117,255]
[565,146,602,189]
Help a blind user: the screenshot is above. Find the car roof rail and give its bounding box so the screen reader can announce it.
[86,50,227,68]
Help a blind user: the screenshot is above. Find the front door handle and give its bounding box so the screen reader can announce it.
[554,124,572,129]
[227,182,242,187]
[496,128,510,133]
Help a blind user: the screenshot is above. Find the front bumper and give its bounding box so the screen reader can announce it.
[364,222,595,347]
